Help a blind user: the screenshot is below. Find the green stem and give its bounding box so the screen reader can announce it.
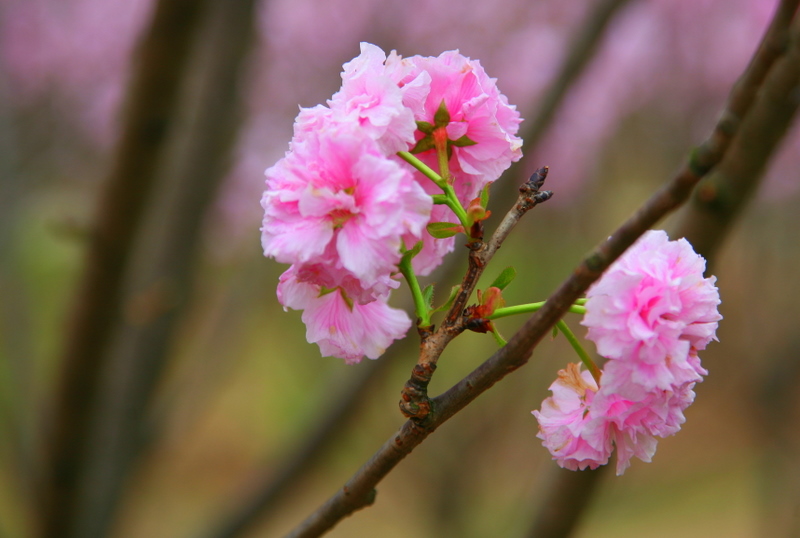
[396,151,471,233]
[440,184,471,230]
[486,301,598,382]
[398,253,431,327]
[555,320,601,385]
[488,302,586,320]
[397,151,446,189]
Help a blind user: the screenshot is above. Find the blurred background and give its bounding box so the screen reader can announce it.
[1,0,799,536]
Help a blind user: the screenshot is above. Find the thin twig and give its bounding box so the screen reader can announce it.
[284,1,800,534]
[399,167,552,420]
[38,1,211,536]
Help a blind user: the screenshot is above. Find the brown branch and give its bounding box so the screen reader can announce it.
[425,0,642,431]
[200,218,490,538]
[497,0,639,207]
[37,1,212,536]
[284,1,800,534]
[525,466,608,538]
[199,351,393,538]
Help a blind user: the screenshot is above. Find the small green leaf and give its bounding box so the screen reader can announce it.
[489,266,517,291]
[318,286,337,297]
[426,221,462,238]
[410,136,435,154]
[434,99,451,127]
[408,240,423,258]
[422,284,435,310]
[400,241,424,266]
[552,325,559,338]
[479,182,491,208]
[432,285,461,313]
[416,120,434,134]
[451,134,478,147]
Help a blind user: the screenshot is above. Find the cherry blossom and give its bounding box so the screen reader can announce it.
[534,231,720,474]
[397,49,523,199]
[261,119,431,290]
[277,264,410,363]
[532,363,612,471]
[327,42,425,155]
[582,230,721,393]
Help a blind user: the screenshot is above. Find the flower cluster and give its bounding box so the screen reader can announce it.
[533,230,721,474]
[261,43,522,362]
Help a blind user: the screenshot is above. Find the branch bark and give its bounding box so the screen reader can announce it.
[285,0,800,534]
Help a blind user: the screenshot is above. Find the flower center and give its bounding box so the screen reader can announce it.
[330,208,354,228]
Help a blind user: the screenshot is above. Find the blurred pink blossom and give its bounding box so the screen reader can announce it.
[2,0,795,253]
[1,0,153,141]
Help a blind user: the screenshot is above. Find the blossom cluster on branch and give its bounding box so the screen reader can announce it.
[261,43,522,362]
[533,230,722,474]
[262,43,723,478]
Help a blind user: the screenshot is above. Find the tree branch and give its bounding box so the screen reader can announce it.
[519,0,638,155]
[284,1,800,534]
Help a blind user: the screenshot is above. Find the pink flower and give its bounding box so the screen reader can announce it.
[535,231,720,475]
[277,265,411,363]
[534,362,702,475]
[582,230,721,393]
[532,363,612,471]
[261,120,432,289]
[399,176,461,276]
[328,42,424,155]
[397,49,523,197]
[589,378,698,474]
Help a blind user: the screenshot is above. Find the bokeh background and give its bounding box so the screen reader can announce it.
[1,0,799,536]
